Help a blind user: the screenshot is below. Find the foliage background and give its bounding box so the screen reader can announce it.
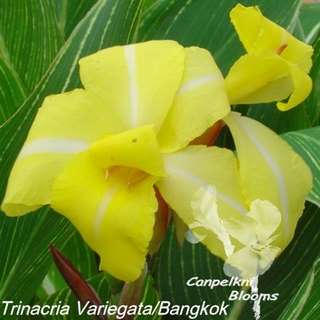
[0,0,319,319]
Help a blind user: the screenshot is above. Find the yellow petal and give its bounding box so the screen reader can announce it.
[230,4,313,71]
[156,145,247,259]
[90,125,164,177]
[2,89,121,216]
[51,152,158,282]
[226,54,312,110]
[224,112,313,247]
[28,89,123,141]
[225,54,292,105]
[277,64,312,111]
[79,40,185,131]
[2,154,74,216]
[158,47,230,152]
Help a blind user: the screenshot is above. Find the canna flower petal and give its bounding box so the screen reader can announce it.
[224,112,312,247]
[156,145,247,259]
[225,54,288,102]
[79,40,185,131]
[226,4,313,110]
[158,47,230,152]
[51,151,158,282]
[89,125,164,177]
[225,54,312,111]
[2,89,124,216]
[277,64,312,111]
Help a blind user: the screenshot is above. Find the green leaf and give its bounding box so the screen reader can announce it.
[139,0,301,73]
[299,3,320,43]
[157,204,320,320]
[0,60,26,122]
[54,0,98,40]
[0,0,142,304]
[304,36,320,126]
[0,209,75,303]
[0,0,63,122]
[278,257,320,320]
[283,126,320,207]
[0,0,63,92]
[136,275,161,320]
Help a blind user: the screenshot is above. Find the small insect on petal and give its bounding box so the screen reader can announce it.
[49,245,106,320]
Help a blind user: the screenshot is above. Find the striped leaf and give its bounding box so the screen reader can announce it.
[0,60,26,122]
[298,2,320,43]
[0,0,62,122]
[283,126,320,207]
[54,0,98,40]
[0,0,142,304]
[0,0,63,92]
[136,275,161,320]
[0,209,75,304]
[278,258,320,320]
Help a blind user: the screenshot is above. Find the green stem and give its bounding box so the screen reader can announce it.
[227,286,249,320]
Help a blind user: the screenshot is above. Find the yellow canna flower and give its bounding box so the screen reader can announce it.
[1,40,230,282]
[225,4,313,111]
[158,112,312,267]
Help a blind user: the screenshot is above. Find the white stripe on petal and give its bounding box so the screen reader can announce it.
[19,138,88,158]
[94,186,118,234]
[124,45,138,127]
[178,74,220,95]
[234,116,289,237]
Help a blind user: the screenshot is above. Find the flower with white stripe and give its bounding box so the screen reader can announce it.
[160,111,312,262]
[1,41,229,281]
